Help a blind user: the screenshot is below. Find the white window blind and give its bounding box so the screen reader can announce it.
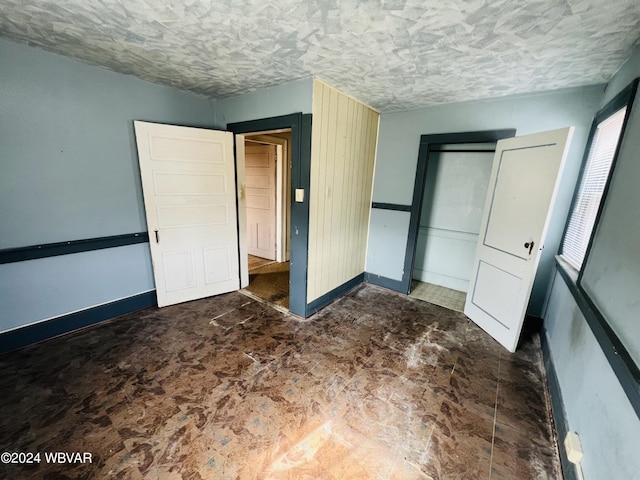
[562,106,627,270]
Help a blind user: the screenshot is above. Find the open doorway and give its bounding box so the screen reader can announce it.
[410,142,496,312]
[241,129,292,310]
[402,130,516,311]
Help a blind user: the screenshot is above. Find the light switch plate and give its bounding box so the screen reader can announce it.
[295,188,305,202]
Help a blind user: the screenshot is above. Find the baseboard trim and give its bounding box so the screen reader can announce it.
[363,272,406,293]
[305,273,365,316]
[540,329,578,480]
[0,291,157,355]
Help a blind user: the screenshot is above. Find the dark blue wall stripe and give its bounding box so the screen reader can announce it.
[0,232,149,264]
[0,291,156,355]
[371,202,412,212]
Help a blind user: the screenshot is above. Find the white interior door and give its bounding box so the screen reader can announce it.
[464,127,573,352]
[134,121,240,307]
[245,144,277,260]
[235,136,249,288]
[245,133,290,262]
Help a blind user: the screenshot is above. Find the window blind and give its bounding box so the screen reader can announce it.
[562,107,627,270]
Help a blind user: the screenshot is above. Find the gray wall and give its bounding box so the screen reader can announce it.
[367,85,604,315]
[0,39,217,333]
[543,48,640,480]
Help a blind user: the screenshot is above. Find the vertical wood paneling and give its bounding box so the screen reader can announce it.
[308,79,379,302]
[342,98,357,280]
[349,103,365,279]
[308,81,328,295]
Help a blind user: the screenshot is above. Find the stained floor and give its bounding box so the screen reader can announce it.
[0,284,560,479]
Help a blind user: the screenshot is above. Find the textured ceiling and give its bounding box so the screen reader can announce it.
[1,0,639,112]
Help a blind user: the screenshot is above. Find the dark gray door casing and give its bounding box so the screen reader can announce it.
[228,113,312,317]
[401,129,517,295]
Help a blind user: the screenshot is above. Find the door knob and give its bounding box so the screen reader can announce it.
[524,241,534,255]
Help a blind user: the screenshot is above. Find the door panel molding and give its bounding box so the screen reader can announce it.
[245,144,277,260]
[134,121,240,308]
[245,135,290,262]
[464,127,574,352]
[470,260,523,328]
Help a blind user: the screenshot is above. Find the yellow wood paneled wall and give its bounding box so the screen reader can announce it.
[307,79,379,302]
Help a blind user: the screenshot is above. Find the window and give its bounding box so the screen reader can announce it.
[561,105,628,270]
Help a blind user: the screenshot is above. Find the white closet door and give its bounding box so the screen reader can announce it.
[464,127,573,352]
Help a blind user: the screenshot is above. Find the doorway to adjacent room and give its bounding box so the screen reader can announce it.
[241,130,292,310]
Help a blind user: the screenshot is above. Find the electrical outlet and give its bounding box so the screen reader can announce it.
[564,431,583,464]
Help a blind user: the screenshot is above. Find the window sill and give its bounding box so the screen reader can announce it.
[555,255,578,284]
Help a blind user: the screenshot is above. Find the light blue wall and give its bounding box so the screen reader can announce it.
[543,47,640,480]
[0,39,217,333]
[215,77,313,126]
[367,209,411,282]
[413,149,494,292]
[544,272,640,479]
[0,245,154,332]
[580,89,640,366]
[367,85,604,315]
[601,47,640,106]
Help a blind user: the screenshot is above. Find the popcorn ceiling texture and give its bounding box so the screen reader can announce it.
[1,0,639,111]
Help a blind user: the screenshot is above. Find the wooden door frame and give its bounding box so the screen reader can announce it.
[400,129,516,295]
[228,113,312,318]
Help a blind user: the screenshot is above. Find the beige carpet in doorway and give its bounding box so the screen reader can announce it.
[245,261,290,309]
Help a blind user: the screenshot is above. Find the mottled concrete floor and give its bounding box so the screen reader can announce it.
[0,284,560,479]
